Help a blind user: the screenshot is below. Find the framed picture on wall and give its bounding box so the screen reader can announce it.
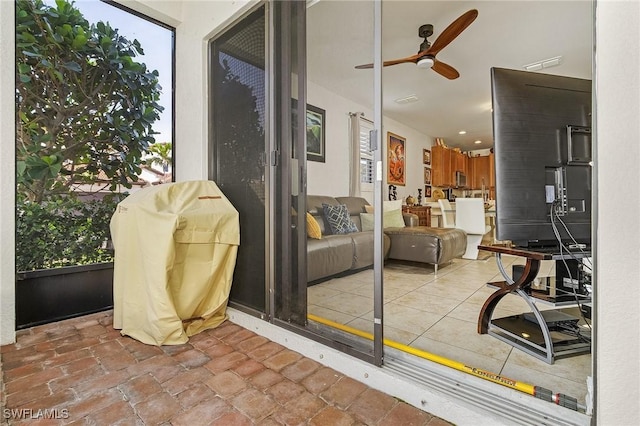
[387,132,406,186]
[425,185,432,198]
[423,149,431,165]
[424,167,431,185]
[305,104,325,162]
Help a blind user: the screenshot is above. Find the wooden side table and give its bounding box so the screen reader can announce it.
[402,205,431,227]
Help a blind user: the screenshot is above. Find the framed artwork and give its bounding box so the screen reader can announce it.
[423,149,431,165]
[424,167,431,185]
[425,185,432,198]
[305,104,325,162]
[387,132,406,186]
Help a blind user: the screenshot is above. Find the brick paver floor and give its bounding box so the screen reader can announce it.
[0,310,452,425]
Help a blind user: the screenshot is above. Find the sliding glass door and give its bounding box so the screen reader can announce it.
[271,0,307,325]
[304,0,384,365]
[210,0,384,365]
[210,6,267,314]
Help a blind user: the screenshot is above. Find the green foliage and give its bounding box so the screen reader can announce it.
[15,0,164,202]
[14,0,166,271]
[215,60,265,184]
[144,142,172,172]
[16,193,126,272]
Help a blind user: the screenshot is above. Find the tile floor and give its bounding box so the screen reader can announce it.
[0,310,452,425]
[308,254,592,404]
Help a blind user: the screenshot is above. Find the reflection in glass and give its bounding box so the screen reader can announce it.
[210,6,266,312]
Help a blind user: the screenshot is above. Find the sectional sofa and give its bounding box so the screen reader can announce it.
[306,195,467,283]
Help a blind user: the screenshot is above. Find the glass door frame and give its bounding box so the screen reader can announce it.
[208,4,269,318]
[268,0,385,367]
[371,0,384,366]
[208,0,385,367]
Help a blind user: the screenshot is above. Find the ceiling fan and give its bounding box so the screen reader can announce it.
[355,9,478,80]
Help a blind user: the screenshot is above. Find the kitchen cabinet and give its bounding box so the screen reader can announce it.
[431,145,452,187]
[489,152,495,186]
[469,154,495,190]
[432,145,468,187]
[432,145,496,190]
[452,150,467,175]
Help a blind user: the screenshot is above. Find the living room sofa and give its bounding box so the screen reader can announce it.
[306,195,467,283]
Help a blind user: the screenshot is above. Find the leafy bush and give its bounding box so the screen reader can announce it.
[16,193,126,271]
[16,0,163,203]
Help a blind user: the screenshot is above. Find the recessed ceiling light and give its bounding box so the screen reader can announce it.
[458,130,467,135]
[474,140,482,144]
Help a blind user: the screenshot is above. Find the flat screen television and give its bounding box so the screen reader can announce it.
[491,67,592,250]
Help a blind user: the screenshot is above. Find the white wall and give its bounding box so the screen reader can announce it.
[468,148,492,157]
[0,0,16,345]
[382,116,436,203]
[594,0,640,424]
[306,81,357,197]
[307,81,435,203]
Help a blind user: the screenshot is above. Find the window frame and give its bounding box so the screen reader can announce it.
[359,116,375,191]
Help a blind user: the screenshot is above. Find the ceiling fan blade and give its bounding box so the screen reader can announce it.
[384,54,422,67]
[425,9,478,57]
[355,53,422,69]
[432,60,460,80]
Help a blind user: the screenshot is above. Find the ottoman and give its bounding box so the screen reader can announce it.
[384,226,467,273]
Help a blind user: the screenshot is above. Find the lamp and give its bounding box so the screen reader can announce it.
[416,56,434,69]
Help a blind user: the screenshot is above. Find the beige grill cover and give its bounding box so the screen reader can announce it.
[110,180,239,345]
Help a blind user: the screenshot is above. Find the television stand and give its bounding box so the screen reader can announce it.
[477,245,591,364]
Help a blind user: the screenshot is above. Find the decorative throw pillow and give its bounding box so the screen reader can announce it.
[364,200,403,214]
[384,209,406,228]
[383,200,403,212]
[306,212,322,239]
[360,210,405,231]
[322,203,359,235]
[360,213,375,232]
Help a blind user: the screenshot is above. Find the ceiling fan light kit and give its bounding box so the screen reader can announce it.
[354,9,478,80]
[417,57,435,69]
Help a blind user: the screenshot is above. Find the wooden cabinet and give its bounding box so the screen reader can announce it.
[431,145,452,187]
[489,153,495,187]
[468,156,476,187]
[469,154,495,190]
[432,145,468,187]
[452,150,467,175]
[402,205,431,227]
[432,144,495,190]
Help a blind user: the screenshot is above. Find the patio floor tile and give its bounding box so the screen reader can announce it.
[0,310,452,425]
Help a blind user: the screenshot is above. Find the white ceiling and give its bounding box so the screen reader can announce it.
[307,1,593,152]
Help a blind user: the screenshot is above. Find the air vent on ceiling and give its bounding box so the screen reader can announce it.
[395,94,419,104]
[523,55,563,72]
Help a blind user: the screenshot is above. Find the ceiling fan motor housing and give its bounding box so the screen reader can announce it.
[419,24,434,39]
[418,24,433,53]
